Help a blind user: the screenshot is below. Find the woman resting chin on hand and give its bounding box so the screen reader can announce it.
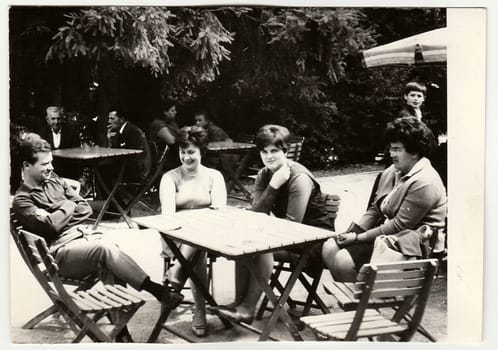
[217,124,333,324]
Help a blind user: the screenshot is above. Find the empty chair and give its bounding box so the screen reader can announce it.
[301,259,439,342]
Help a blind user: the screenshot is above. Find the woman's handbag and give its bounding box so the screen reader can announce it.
[369,225,440,264]
[370,235,413,264]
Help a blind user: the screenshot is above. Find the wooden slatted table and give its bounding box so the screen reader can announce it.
[134,207,336,341]
[52,146,143,229]
[207,141,256,202]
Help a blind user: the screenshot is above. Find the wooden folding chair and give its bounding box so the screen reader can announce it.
[234,132,255,144]
[117,145,170,216]
[321,170,444,342]
[256,193,340,319]
[286,135,305,162]
[10,215,100,330]
[15,228,146,342]
[301,259,439,342]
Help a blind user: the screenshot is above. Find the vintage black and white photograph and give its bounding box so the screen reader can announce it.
[5,2,487,345]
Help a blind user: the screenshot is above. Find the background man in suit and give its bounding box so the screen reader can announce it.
[39,106,81,179]
[105,110,151,183]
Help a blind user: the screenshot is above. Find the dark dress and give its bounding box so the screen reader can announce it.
[252,161,334,273]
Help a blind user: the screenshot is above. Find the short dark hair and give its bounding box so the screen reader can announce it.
[19,133,51,164]
[385,117,436,157]
[194,109,210,120]
[109,109,126,120]
[403,81,427,96]
[162,99,176,111]
[254,124,290,152]
[177,126,209,156]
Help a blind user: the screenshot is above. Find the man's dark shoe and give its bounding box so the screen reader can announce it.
[160,287,184,310]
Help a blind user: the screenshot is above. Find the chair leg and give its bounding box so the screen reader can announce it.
[148,304,174,343]
[300,272,327,316]
[274,278,298,309]
[22,305,58,329]
[50,302,87,336]
[299,271,330,316]
[255,262,285,320]
[400,311,437,342]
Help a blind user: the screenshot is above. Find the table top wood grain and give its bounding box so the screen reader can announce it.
[133,207,335,258]
[52,146,143,160]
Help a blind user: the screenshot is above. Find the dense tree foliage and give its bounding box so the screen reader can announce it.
[10,6,446,170]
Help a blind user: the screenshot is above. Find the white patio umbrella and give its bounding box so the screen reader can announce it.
[362,27,447,68]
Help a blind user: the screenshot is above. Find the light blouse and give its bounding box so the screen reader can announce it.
[159,164,227,214]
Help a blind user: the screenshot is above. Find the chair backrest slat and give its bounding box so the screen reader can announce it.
[366,286,423,299]
[18,230,73,301]
[361,259,434,272]
[353,276,427,294]
[357,268,426,281]
[353,259,437,301]
[286,136,305,162]
[322,193,340,230]
[235,133,255,144]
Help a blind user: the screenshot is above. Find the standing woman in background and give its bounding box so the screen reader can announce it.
[159,126,227,337]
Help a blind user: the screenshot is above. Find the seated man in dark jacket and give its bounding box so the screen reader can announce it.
[194,110,230,142]
[106,110,151,183]
[194,110,237,177]
[12,134,182,341]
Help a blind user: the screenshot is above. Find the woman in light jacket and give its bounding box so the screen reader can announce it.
[322,116,446,282]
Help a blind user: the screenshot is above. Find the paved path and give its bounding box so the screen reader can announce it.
[316,171,380,232]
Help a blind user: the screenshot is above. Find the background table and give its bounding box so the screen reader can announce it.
[52,146,143,228]
[207,141,256,202]
[134,207,336,341]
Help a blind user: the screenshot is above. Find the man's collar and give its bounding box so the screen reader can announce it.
[18,174,58,192]
[119,122,128,134]
[17,182,34,193]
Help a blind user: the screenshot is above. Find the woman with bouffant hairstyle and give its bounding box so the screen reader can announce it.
[322,117,446,282]
[216,124,333,323]
[159,126,226,337]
